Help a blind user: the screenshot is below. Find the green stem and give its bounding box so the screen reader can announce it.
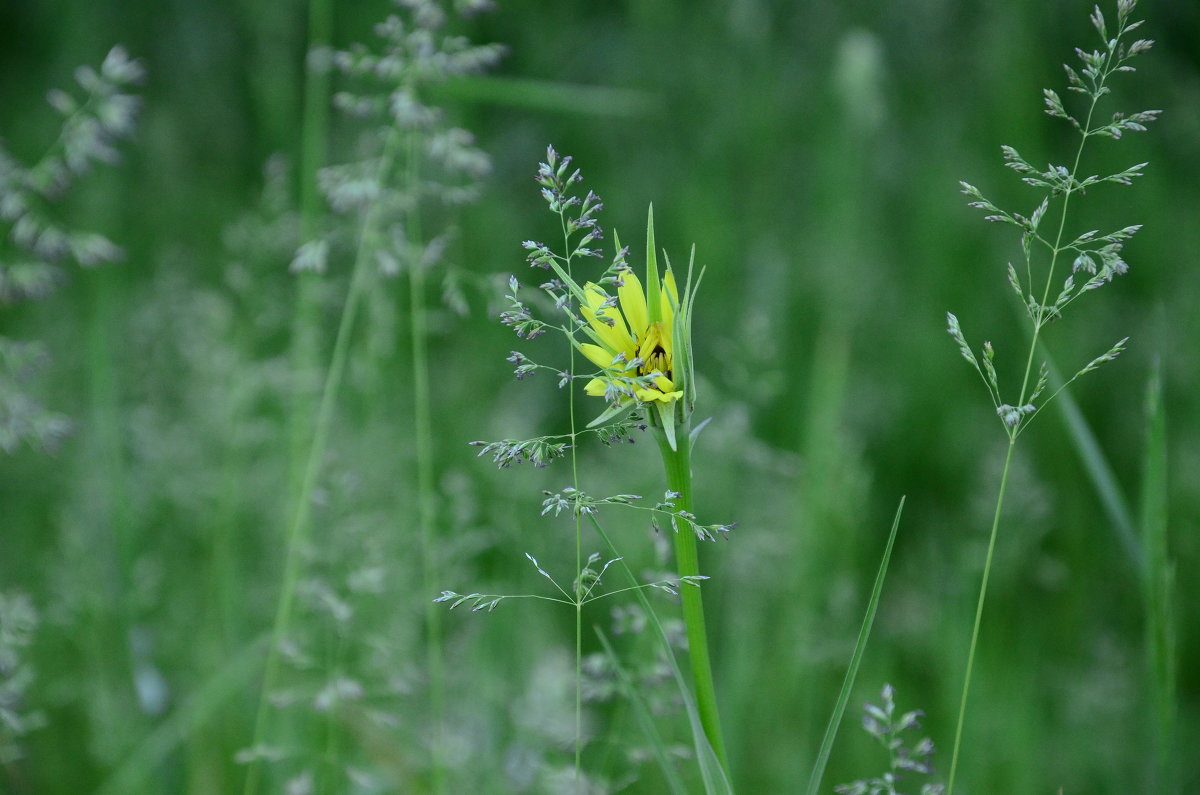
[559,208,585,790]
[407,131,447,795]
[654,427,730,775]
[946,438,1015,794]
[290,0,334,499]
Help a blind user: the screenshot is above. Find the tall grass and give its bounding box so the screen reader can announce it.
[945,2,1159,788]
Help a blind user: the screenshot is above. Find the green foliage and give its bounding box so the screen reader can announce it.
[0,0,1194,793]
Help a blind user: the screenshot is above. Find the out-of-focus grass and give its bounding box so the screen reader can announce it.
[0,0,1196,792]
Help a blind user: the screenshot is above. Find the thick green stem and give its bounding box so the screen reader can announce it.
[655,427,730,775]
[946,438,1016,794]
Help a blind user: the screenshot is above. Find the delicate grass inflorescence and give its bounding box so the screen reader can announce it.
[0,46,144,453]
[945,2,1158,790]
[0,592,43,768]
[835,685,943,795]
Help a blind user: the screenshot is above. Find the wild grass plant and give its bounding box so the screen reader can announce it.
[0,46,143,453]
[0,45,144,787]
[945,1,1160,789]
[835,685,942,795]
[0,591,42,771]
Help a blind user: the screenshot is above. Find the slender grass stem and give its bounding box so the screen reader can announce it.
[243,129,402,795]
[946,439,1015,793]
[290,0,334,499]
[654,427,730,776]
[562,212,585,791]
[406,129,448,794]
[587,516,733,794]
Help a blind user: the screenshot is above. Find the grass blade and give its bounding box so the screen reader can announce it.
[804,496,905,795]
[1039,344,1146,578]
[1140,359,1176,790]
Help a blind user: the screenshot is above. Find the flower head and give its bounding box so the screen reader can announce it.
[579,269,682,405]
[574,206,700,449]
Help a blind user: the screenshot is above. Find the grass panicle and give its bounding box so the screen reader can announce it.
[945,2,1159,790]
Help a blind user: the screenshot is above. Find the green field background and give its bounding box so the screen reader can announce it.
[1,0,1197,792]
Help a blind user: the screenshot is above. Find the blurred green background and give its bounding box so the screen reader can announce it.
[1,0,1197,792]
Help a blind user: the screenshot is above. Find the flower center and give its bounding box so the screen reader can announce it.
[638,322,672,379]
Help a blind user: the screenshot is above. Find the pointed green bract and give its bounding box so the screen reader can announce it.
[586,397,637,429]
[645,204,662,324]
[656,401,678,450]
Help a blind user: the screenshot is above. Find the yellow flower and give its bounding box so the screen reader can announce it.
[563,206,700,451]
[578,269,684,406]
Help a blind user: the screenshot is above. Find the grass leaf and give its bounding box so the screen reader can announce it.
[804,496,906,795]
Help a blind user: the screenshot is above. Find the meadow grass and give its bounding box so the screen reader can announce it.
[0,1,1191,793]
[945,1,1160,789]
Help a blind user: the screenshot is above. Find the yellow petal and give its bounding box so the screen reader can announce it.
[658,271,678,344]
[581,283,635,357]
[652,374,676,392]
[580,343,616,371]
[638,325,658,359]
[584,378,609,396]
[635,387,683,403]
[616,270,649,340]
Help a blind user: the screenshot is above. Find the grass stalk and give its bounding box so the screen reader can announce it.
[946,440,1015,792]
[1140,361,1175,791]
[947,35,1116,788]
[563,218,585,790]
[587,516,733,795]
[654,426,730,776]
[406,130,447,793]
[243,128,402,795]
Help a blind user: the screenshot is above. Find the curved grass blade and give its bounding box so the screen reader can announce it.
[1038,343,1146,578]
[804,496,905,795]
[1140,358,1176,791]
